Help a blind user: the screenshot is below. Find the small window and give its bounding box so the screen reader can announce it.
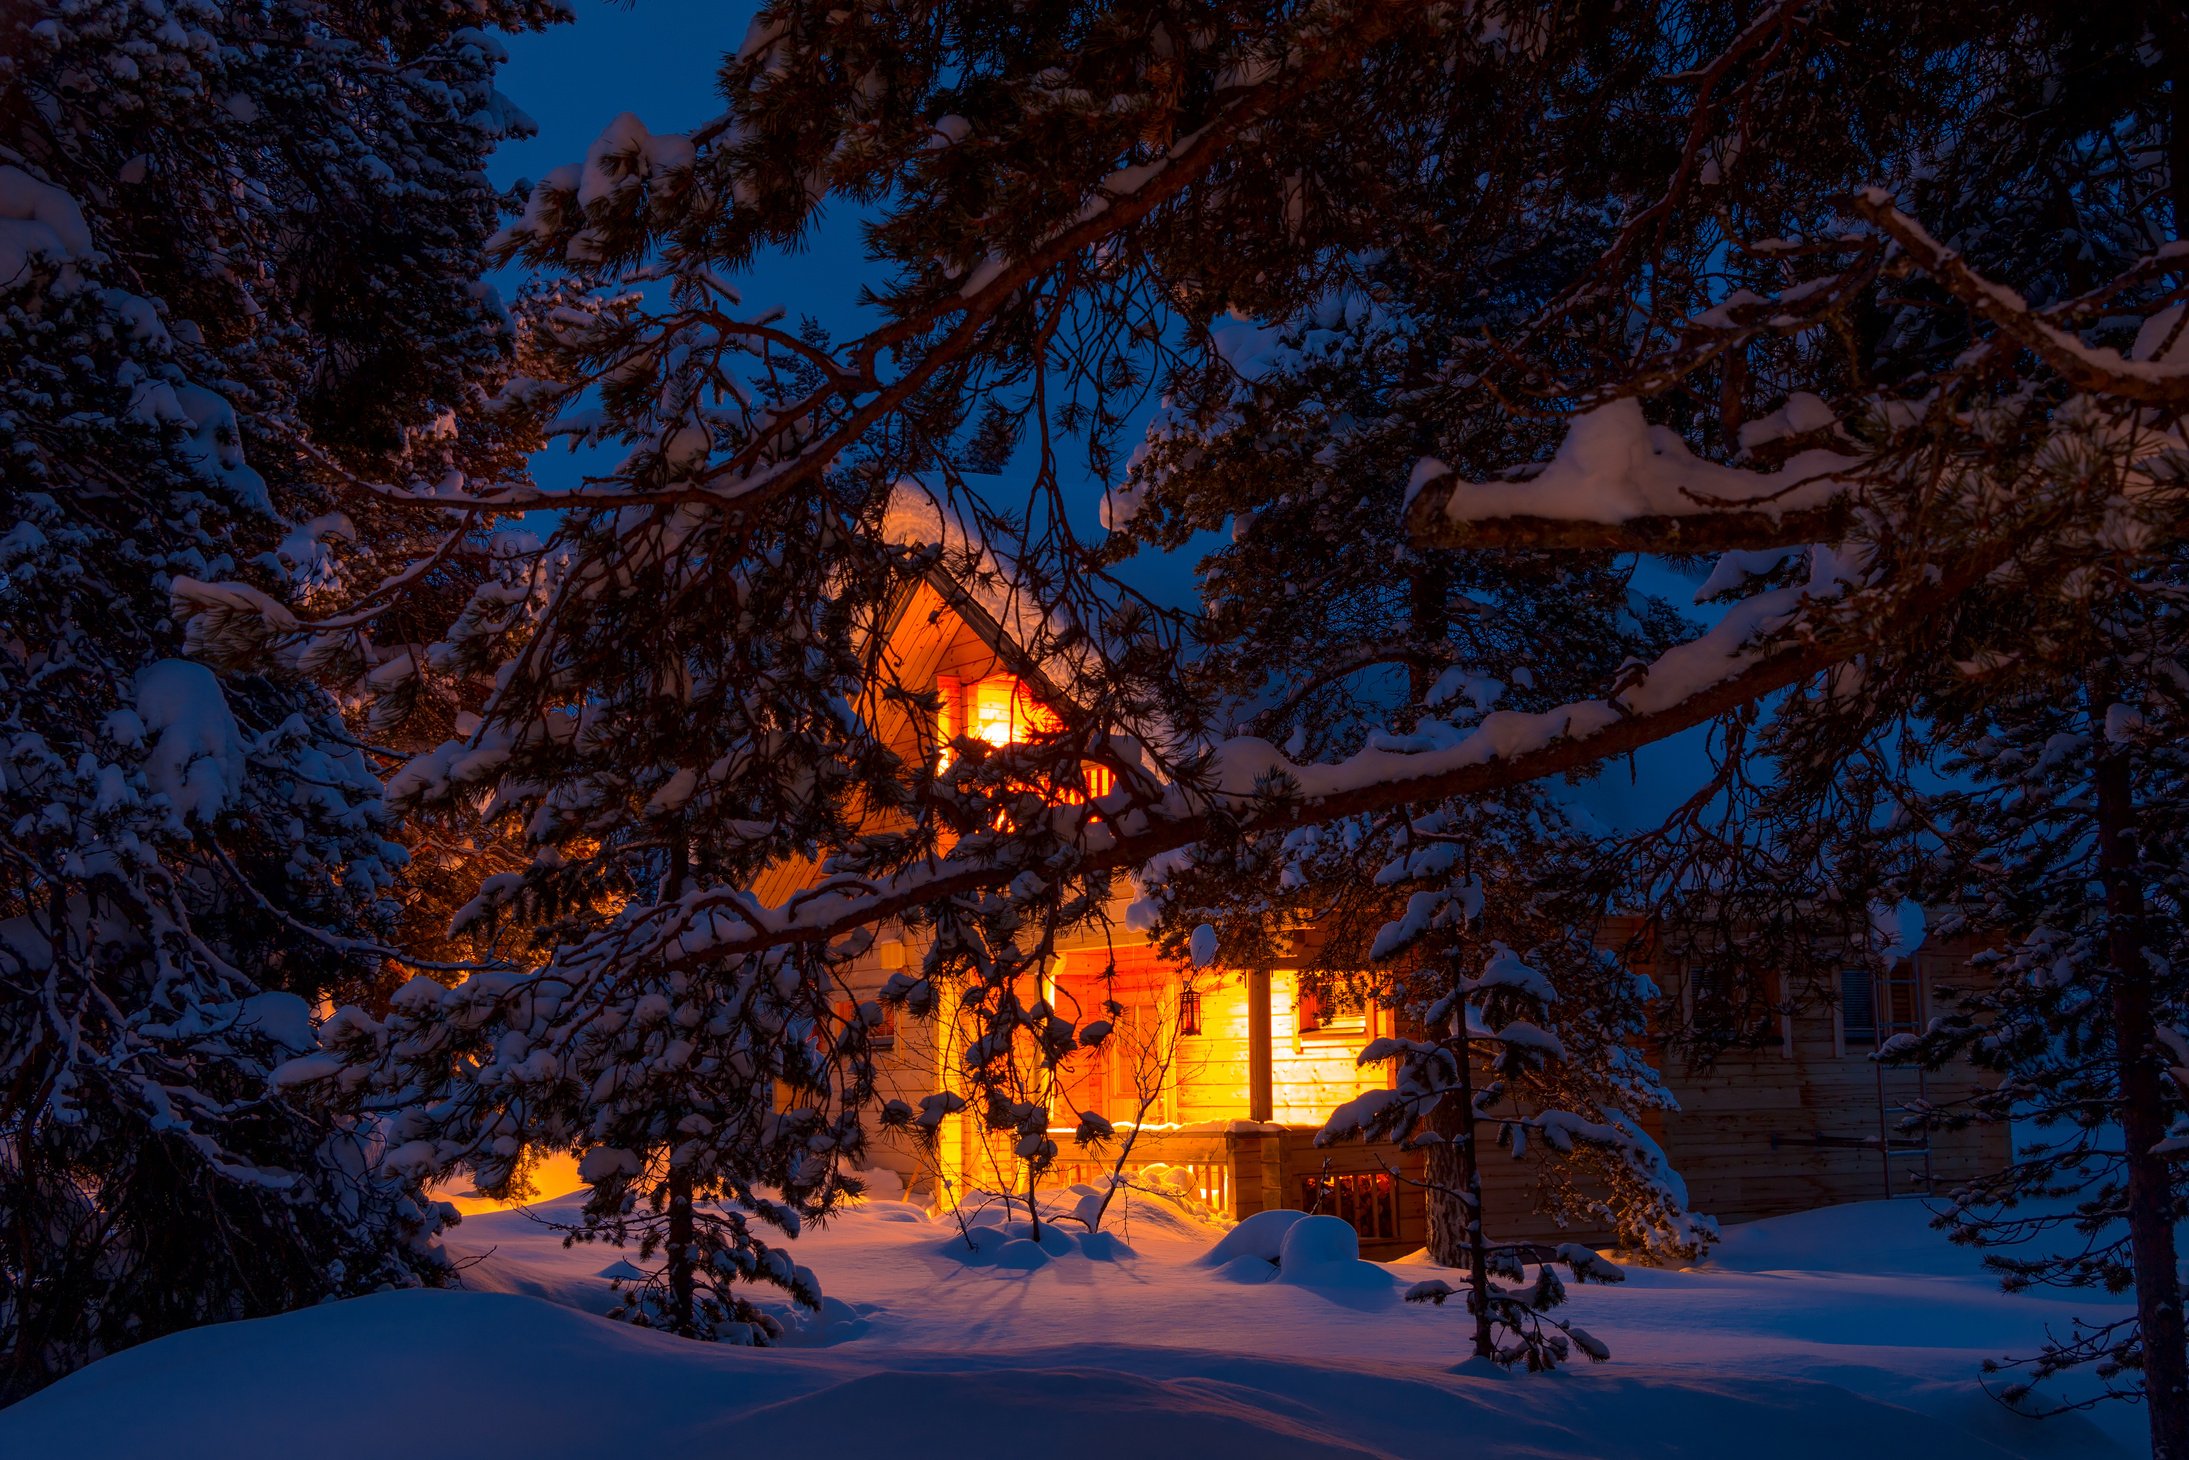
[1838,968,1877,1050]
[1178,989,1202,1038]
[833,998,897,1052]
[1298,983,1367,1039]
[1301,1171,1399,1240]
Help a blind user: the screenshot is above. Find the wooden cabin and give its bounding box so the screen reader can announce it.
[807,536,2009,1257]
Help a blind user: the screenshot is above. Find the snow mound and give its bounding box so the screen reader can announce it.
[939,1220,1136,1271]
[1091,1179,1228,1238]
[950,1182,1224,1248]
[1707,1200,1991,1277]
[1275,1216,1400,1306]
[773,1294,876,1347]
[848,1197,930,1224]
[1199,1207,1305,1272]
[1197,1213,1398,1302]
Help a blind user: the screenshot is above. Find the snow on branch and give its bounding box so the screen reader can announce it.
[1404,397,1860,553]
[1851,190,2189,408]
[517,545,1976,986]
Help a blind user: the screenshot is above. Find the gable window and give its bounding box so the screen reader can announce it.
[980,675,1045,746]
[935,672,1115,798]
[938,673,1056,751]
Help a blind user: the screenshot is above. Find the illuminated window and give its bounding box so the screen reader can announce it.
[935,674,1060,750]
[1301,1171,1399,1240]
[935,672,1114,799]
[974,677,1027,746]
[1298,982,1367,1039]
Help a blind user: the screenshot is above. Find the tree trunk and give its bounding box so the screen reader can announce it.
[1424,1091,1470,1267]
[661,820,696,1335]
[1406,561,1448,707]
[1452,1024,1495,1361]
[2095,742,2189,1460]
[665,1163,696,1335]
[1720,339,1749,449]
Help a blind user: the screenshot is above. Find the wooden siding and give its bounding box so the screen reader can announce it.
[1651,943,2009,1223]
[1162,968,1391,1126]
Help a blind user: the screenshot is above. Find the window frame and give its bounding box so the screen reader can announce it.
[1297,982,1369,1041]
[1836,966,1879,1054]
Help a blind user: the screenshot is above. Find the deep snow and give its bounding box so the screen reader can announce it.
[0,1191,2141,1459]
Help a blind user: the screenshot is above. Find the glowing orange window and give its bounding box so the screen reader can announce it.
[936,674,1113,799]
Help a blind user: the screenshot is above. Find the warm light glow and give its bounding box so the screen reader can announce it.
[938,673,1112,799]
[427,1149,588,1215]
[970,676,1019,747]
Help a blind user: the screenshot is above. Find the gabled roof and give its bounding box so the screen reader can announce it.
[879,476,1094,716]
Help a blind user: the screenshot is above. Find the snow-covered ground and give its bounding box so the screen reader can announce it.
[1,1190,2141,1459]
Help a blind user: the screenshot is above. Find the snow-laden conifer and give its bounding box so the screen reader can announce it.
[0,0,558,1397]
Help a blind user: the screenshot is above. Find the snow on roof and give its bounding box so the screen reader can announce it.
[879,474,1111,717]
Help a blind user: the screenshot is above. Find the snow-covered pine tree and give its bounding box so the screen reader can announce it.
[1140,782,1707,1367]
[1431,9,2189,1443]
[308,470,910,1337]
[1320,797,1712,1253]
[0,0,558,1397]
[1865,593,2189,1420]
[1095,170,1710,1276]
[1093,0,2186,1428]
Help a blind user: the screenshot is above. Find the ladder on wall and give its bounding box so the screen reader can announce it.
[1769,1061,1937,1199]
[1794,959,1938,1199]
[1868,1060,1936,1199]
